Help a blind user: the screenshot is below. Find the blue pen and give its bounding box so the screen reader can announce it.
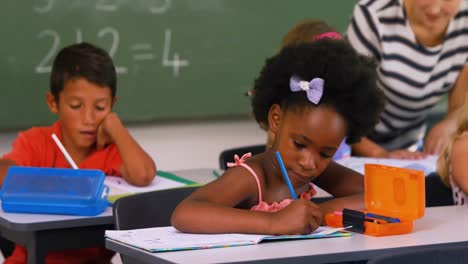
[275,151,297,200]
[365,213,400,223]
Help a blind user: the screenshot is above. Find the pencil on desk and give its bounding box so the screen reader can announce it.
[212,170,221,178]
[51,133,79,169]
[275,151,297,200]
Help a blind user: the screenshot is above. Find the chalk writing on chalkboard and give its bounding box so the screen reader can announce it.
[34,0,172,15]
[1,0,360,129]
[33,0,189,77]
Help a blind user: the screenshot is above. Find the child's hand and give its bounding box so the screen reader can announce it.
[96,112,122,150]
[270,198,322,235]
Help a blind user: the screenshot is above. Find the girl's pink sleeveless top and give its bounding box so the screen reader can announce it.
[227,153,316,212]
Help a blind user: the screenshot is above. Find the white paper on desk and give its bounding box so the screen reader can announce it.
[106,226,265,252]
[105,176,185,196]
[336,155,438,175]
[105,226,350,253]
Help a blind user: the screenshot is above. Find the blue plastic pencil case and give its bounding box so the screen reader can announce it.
[0,166,109,216]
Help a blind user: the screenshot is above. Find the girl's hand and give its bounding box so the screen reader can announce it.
[269,198,322,235]
[96,112,122,150]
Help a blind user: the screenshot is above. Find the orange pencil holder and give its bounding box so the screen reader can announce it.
[326,164,425,236]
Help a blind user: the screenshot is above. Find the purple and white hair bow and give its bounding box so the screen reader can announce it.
[289,76,324,104]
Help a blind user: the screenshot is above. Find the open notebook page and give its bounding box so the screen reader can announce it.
[105,226,350,252]
[105,176,187,197]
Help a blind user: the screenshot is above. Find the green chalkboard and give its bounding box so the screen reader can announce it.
[0,0,357,129]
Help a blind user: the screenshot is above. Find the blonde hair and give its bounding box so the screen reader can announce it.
[437,96,468,186]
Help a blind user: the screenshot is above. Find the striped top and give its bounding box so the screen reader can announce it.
[347,0,468,150]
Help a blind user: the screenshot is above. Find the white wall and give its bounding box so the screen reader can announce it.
[0,118,266,171]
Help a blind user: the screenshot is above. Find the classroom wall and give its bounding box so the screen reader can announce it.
[0,0,358,129]
[0,118,266,171]
[1,0,355,164]
[0,0,448,166]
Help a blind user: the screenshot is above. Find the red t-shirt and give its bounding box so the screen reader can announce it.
[2,121,122,264]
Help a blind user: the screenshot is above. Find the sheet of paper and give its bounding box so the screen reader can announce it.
[260,226,350,241]
[105,175,186,197]
[105,226,264,252]
[336,155,438,175]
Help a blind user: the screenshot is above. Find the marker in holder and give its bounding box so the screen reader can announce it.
[326,164,425,237]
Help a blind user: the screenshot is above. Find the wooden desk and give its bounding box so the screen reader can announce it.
[105,206,468,264]
[0,168,217,264]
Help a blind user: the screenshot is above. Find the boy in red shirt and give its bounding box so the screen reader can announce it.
[0,42,157,263]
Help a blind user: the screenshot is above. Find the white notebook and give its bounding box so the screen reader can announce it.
[105,176,186,196]
[105,226,351,253]
[336,155,438,175]
[105,171,200,203]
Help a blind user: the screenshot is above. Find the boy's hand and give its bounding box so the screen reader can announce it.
[96,112,122,150]
[269,198,322,235]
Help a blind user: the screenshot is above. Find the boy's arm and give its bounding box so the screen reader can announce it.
[0,159,17,187]
[352,137,427,159]
[99,113,156,186]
